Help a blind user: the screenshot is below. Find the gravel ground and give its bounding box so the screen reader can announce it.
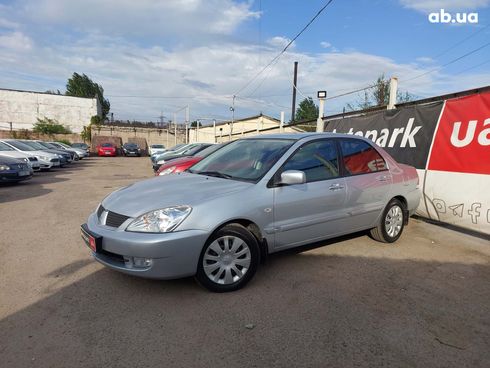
[1,157,489,368]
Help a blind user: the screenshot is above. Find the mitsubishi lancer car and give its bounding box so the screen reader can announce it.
[82,133,420,292]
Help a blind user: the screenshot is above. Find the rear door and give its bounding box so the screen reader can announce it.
[272,139,348,249]
[339,138,392,230]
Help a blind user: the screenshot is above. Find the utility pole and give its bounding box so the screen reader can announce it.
[173,113,177,145]
[185,105,189,143]
[280,112,284,133]
[9,122,12,131]
[316,91,327,132]
[229,95,236,140]
[291,61,298,123]
[213,119,216,143]
[387,76,398,110]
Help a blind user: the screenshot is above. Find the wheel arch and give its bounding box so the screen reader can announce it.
[391,195,409,225]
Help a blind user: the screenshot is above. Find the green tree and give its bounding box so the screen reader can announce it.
[66,73,110,119]
[346,74,415,111]
[190,120,203,127]
[33,117,72,135]
[295,97,319,122]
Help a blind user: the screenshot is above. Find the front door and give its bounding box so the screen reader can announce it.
[272,139,348,249]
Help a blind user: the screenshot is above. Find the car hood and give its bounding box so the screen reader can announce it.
[0,155,24,164]
[31,150,57,158]
[102,173,252,217]
[0,151,29,159]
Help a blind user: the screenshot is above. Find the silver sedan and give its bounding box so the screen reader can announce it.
[82,133,420,292]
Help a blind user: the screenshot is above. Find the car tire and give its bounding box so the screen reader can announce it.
[370,198,406,243]
[196,224,260,292]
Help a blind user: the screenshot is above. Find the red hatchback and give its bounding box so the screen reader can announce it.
[97,143,117,157]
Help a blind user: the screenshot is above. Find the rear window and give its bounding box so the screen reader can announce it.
[339,139,386,175]
[152,145,164,148]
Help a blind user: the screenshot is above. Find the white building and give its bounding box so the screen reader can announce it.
[0,88,101,133]
[189,114,304,143]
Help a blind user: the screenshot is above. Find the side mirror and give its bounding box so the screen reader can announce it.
[279,170,306,185]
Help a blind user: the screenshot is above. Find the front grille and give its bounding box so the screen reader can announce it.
[50,158,60,163]
[105,211,130,228]
[13,163,29,170]
[28,157,38,162]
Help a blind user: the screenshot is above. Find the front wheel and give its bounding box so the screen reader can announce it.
[196,224,260,292]
[370,199,406,243]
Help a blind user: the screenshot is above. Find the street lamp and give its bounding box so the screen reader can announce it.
[316,90,327,132]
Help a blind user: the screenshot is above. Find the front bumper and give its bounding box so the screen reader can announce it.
[0,170,33,182]
[83,213,209,279]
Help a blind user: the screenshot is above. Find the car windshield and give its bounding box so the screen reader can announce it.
[169,144,185,151]
[102,143,113,147]
[182,145,209,155]
[124,143,138,148]
[22,141,46,150]
[189,139,294,182]
[57,142,70,148]
[49,142,62,148]
[196,144,224,157]
[39,142,57,149]
[6,140,35,151]
[0,142,15,151]
[151,145,164,148]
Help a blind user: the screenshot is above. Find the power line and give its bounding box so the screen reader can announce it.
[233,0,335,97]
[401,40,490,83]
[454,58,490,75]
[433,23,490,59]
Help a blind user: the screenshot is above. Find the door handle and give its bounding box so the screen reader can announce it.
[376,175,388,182]
[329,183,344,191]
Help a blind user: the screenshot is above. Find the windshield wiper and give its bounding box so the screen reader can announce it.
[196,171,233,179]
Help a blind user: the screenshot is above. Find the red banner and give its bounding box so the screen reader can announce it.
[428,92,490,175]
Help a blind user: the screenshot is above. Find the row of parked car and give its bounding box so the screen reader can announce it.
[96,142,143,157]
[0,139,90,184]
[149,143,224,175]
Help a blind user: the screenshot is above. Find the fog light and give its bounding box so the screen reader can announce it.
[123,256,153,269]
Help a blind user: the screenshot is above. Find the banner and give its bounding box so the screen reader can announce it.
[324,102,443,169]
[322,91,489,235]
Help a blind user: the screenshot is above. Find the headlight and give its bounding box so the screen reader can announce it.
[22,158,29,163]
[57,154,63,158]
[38,155,49,161]
[0,165,10,171]
[159,166,176,176]
[126,206,192,233]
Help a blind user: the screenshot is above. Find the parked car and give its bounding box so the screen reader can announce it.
[0,139,60,170]
[150,143,190,163]
[0,141,40,171]
[49,142,88,159]
[0,155,33,183]
[97,143,117,157]
[36,141,76,162]
[20,140,71,166]
[82,133,420,292]
[122,143,141,157]
[153,143,212,171]
[149,144,166,157]
[155,143,225,176]
[71,142,90,154]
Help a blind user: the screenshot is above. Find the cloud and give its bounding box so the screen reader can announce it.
[267,36,293,49]
[20,0,260,38]
[320,41,332,49]
[400,0,490,12]
[0,31,32,51]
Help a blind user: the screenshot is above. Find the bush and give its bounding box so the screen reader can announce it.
[33,117,72,135]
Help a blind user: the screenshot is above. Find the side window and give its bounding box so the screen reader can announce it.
[282,140,339,182]
[339,139,386,175]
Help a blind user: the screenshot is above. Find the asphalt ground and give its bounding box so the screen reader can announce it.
[0,157,489,368]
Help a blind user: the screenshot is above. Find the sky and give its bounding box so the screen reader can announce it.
[0,0,489,125]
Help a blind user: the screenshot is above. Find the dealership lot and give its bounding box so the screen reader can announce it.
[0,157,489,367]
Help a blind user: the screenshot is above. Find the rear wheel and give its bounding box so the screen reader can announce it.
[196,224,260,292]
[370,199,406,243]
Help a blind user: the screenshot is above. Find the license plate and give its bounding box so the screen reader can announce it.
[105,152,111,155]
[18,170,30,176]
[81,224,101,252]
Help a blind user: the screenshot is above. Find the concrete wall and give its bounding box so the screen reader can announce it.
[92,125,186,152]
[0,89,100,134]
[0,129,83,143]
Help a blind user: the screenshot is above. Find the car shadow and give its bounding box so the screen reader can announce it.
[1,251,488,367]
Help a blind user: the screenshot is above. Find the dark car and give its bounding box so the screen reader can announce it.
[0,155,33,183]
[122,143,141,157]
[152,143,212,171]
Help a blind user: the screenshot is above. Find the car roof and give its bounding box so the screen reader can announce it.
[241,132,362,141]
